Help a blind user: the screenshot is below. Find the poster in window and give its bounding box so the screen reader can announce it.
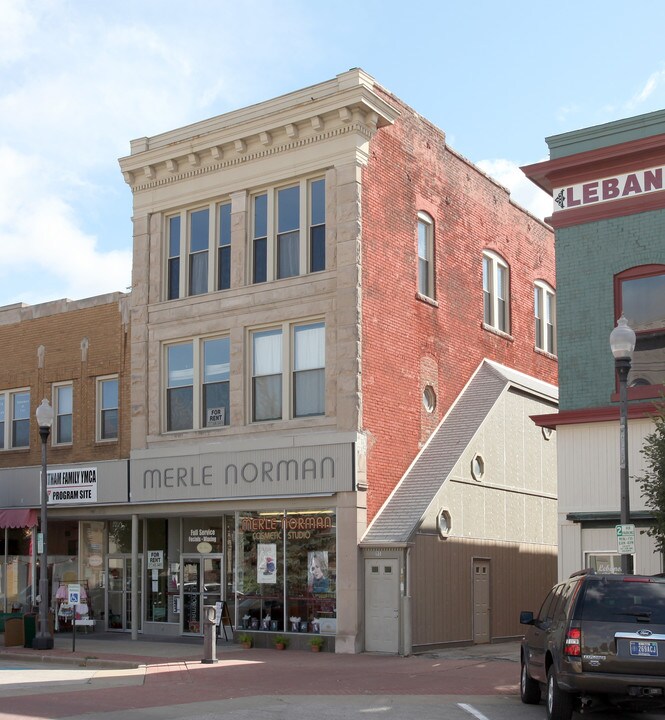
[308,551,330,593]
[257,543,276,584]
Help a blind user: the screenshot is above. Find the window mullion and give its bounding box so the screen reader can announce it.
[267,191,275,282]
[283,323,290,420]
[193,340,202,430]
[178,211,186,298]
[208,201,215,292]
[299,179,307,276]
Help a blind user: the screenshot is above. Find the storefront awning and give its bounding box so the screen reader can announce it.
[0,509,38,529]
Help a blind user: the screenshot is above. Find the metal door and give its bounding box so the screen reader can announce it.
[473,559,490,644]
[364,557,399,653]
[106,555,142,632]
[181,554,223,635]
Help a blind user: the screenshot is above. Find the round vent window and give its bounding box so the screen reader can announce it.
[438,509,452,538]
[471,453,485,481]
[423,385,436,413]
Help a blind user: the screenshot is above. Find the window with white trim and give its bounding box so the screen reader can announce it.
[0,388,30,449]
[252,177,326,284]
[165,336,230,432]
[417,212,435,299]
[53,383,73,445]
[534,281,556,354]
[482,250,510,333]
[166,201,231,300]
[97,376,118,441]
[251,321,325,422]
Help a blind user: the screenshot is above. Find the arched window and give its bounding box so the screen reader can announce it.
[482,250,510,333]
[417,212,435,299]
[615,264,665,389]
[534,280,556,355]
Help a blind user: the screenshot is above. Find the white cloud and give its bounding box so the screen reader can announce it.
[0,145,132,306]
[476,158,552,222]
[626,68,665,110]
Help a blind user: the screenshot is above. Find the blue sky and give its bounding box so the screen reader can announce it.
[2,0,665,307]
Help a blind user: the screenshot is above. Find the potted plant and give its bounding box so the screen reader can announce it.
[309,635,325,652]
[273,634,289,650]
[238,633,253,649]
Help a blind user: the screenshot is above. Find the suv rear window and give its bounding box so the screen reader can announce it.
[579,578,665,623]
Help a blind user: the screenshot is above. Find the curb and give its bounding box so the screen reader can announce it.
[0,649,140,670]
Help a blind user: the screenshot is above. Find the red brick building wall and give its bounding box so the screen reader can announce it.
[361,89,557,519]
[0,295,130,470]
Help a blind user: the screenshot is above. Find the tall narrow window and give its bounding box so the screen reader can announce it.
[12,390,30,448]
[310,179,325,272]
[98,377,118,440]
[0,395,5,450]
[417,212,434,298]
[277,186,300,279]
[482,251,510,333]
[534,281,556,354]
[189,209,209,296]
[252,329,283,421]
[203,337,230,427]
[167,343,194,431]
[54,384,73,444]
[218,203,231,291]
[293,323,325,417]
[168,216,181,300]
[253,194,268,283]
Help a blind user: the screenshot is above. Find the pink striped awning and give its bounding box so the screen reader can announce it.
[0,509,38,529]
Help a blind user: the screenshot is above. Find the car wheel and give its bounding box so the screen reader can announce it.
[546,666,574,720]
[520,659,541,704]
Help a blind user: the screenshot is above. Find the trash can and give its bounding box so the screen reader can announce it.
[4,617,24,647]
[23,613,36,648]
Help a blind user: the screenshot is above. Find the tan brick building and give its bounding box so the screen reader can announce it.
[0,293,129,625]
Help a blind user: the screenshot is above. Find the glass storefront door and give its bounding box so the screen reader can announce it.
[107,555,142,632]
[181,555,222,634]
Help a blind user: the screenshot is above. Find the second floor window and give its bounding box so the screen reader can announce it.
[483,251,510,334]
[0,389,30,449]
[98,377,119,441]
[252,321,326,422]
[166,336,230,432]
[534,281,556,354]
[54,383,73,444]
[616,264,665,389]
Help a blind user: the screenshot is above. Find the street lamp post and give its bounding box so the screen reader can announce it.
[34,398,54,650]
[609,315,636,575]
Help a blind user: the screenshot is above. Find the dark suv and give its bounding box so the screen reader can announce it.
[520,569,665,719]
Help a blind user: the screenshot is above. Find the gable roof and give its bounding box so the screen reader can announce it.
[360,360,558,546]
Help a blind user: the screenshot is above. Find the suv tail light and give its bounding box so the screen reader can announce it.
[565,626,582,656]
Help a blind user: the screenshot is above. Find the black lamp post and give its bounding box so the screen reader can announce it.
[34,398,54,649]
[609,315,636,575]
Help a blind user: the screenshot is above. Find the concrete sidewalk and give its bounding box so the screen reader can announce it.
[0,631,520,669]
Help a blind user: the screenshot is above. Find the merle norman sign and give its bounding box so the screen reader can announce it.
[130,442,353,503]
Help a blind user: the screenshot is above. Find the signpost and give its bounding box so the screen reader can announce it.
[616,524,636,556]
[69,583,81,652]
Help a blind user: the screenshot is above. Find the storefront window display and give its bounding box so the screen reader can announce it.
[145,518,180,623]
[0,527,34,613]
[236,510,336,634]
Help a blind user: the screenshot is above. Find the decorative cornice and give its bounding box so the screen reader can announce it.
[125,121,376,194]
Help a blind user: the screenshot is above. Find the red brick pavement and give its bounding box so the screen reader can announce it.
[0,647,519,719]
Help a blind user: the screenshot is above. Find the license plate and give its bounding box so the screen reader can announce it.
[630,641,658,657]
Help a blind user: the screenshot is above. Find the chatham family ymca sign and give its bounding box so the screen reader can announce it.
[47,467,98,505]
[553,164,664,211]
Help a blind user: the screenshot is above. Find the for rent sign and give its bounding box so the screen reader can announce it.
[47,467,98,505]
